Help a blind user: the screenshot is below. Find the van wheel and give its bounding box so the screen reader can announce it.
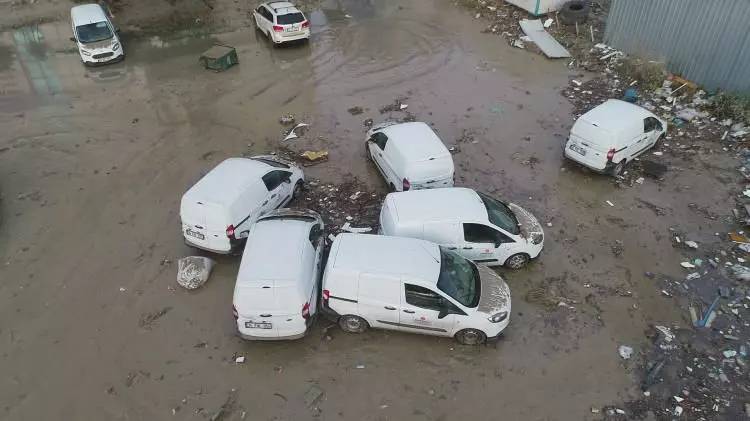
[388,182,397,192]
[293,180,304,199]
[505,253,529,270]
[338,315,368,334]
[455,328,486,345]
[611,159,626,176]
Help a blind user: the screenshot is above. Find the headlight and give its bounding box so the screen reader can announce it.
[489,311,508,323]
[81,49,92,56]
[531,232,543,245]
[112,42,120,51]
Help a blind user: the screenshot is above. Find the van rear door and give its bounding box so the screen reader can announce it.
[235,284,305,338]
[181,200,231,252]
[406,156,454,189]
[566,120,614,170]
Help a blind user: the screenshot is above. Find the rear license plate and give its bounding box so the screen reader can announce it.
[245,321,272,329]
[569,144,586,156]
[186,229,205,240]
[286,26,297,32]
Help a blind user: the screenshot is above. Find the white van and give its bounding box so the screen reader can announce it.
[70,4,124,66]
[321,234,511,345]
[180,156,304,254]
[564,99,667,175]
[366,122,454,191]
[379,188,544,269]
[232,209,324,340]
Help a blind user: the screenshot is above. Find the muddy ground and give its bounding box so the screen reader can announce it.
[1,0,748,420]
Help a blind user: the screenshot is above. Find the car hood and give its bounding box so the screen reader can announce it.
[476,265,511,315]
[509,203,543,240]
[80,38,116,51]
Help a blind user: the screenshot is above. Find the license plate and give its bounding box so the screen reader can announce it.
[245,321,272,329]
[569,144,586,156]
[186,229,204,240]
[286,26,297,32]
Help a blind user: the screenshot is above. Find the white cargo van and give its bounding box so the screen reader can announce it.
[564,99,667,175]
[180,156,304,254]
[232,209,325,340]
[379,188,544,269]
[366,122,454,191]
[321,234,511,345]
[70,4,124,65]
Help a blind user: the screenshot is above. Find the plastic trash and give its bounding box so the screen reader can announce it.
[618,345,633,360]
[731,264,750,281]
[177,256,215,290]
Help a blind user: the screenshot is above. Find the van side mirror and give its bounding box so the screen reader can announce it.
[438,308,449,319]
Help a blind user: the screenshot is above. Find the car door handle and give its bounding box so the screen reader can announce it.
[462,247,473,250]
[384,306,397,310]
[260,314,272,318]
[403,309,415,314]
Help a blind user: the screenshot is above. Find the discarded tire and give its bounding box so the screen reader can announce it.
[559,0,590,25]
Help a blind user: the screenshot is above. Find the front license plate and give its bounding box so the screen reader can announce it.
[186,229,204,240]
[245,321,272,329]
[569,144,586,156]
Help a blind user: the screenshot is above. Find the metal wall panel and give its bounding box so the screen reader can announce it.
[604,0,750,93]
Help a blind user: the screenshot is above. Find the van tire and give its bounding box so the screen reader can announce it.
[560,1,590,25]
[388,182,397,192]
[338,315,368,334]
[610,159,626,177]
[505,253,530,270]
[293,180,304,199]
[455,328,486,345]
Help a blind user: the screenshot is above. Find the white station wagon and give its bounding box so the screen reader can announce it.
[380,188,544,269]
[321,234,511,345]
[233,209,325,340]
[180,156,304,254]
[366,122,454,191]
[253,1,310,45]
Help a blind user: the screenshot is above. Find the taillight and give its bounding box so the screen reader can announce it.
[301,302,310,320]
[232,305,238,320]
[322,289,330,301]
[301,20,309,28]
[402,178,411,191]
[273,25,283,32]
[606,148,615,161]
[226,224,235,239]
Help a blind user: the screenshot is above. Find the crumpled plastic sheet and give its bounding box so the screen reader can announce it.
[177,256,215,290]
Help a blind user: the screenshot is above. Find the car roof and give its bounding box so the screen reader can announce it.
[329,234,441,282]
[579,99,654,133]
[265,1,300,14]
[182,158,269,206]
[71,4,108,25]
[387,187,488,223]
[379,122,449,161]
[237,218,312,284]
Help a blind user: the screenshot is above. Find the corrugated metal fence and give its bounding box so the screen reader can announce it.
[604,0,750,93]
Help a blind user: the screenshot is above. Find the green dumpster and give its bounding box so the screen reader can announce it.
[199,44,238,72]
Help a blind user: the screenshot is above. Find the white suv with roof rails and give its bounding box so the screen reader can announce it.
[253,2,310,45]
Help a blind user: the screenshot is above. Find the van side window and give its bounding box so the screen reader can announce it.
[308,224,323,247]
[644,117,661,133]
[371,132,388,150]
[405,284,443,311]
[463,223,513,244]
[261,170,290,191]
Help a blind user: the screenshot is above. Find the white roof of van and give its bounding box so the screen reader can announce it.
[71,4,107,24]
[579,99,654,133]
[379,122,449,162]
[237,219,311,284]
[329,234,441,281]
[387,188,487,223]
[182,158,268,207]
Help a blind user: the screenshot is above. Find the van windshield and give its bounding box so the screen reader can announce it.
[76,21,113,43]
[437,248,480,307]
[477,192,520,235]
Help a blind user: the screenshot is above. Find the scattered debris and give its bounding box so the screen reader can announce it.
[519,19,571,59]
[300,150,329,163]
[283,123,309,141]
[279,114,295,125]
[176,257,215,290]
[139,307,172,329]
[618,345,634,360]
[340,222,372,234]
[347,106,364,115]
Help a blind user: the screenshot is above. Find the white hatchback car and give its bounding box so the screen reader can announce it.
[366,122,455,191]
[564,99,667,176]
[380,188,544,269]
[321,234,511,345]
[233,209,325,340]
[180,155,304,254]
[70,4,124,65]
[253,2,310,45]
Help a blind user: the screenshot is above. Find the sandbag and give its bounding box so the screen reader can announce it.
[177,256,215,290]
